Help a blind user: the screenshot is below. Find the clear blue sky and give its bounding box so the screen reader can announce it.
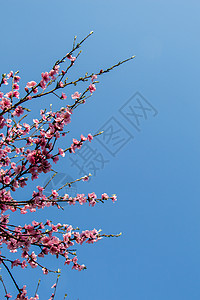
[1,1,200,299]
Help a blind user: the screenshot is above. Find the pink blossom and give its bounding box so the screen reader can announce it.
[13,83,19,90]
[0,98,11,110]
[11,162,16,169]
[14,75,20,83]
[72,138,79,145]
[4,176,11,185]
[111,194,117,203]
[81,134,87,141]
[49,66,60,80]
[33,87,38,94]
[0,116,5,128]
[54,65,60,74]
[52,189,58,199]
[26,81,37,88]
[21,260,27,269]
[7,71,13,78]
[91,74,97,82]
[101,193,109,200]
[41,72,50,82]
[2,78,8,85]
[49,69,56,80]
[40,80,46,89]
[53,156,59,163]
[70,144,75,153]
[42,267,49,275]
[5,294,12,298]
[78,264,86,271]
[87,133,93,142]
[59,148,65,157]
[11,259,21,268]
[61,92,67,100]
[89,83,96,93]
[5,90,19,99]
[33,118,39,128]
[88,192,97,207]
[46,220,51,226]
[13,90,20,98]
[67,54,76,62]
[71,91,81,99]
[82,175,90,182]
[32,220,40,226]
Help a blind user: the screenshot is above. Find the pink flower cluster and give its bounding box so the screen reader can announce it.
[0,34,122,299]
[69,133,93,153]
[0,215,103,276]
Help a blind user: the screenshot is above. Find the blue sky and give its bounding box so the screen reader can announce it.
[1,0,200,299]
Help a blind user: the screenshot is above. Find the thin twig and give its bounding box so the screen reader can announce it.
[2,260,21,293]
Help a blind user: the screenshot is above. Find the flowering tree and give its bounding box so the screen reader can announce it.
[0,32,134,299]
